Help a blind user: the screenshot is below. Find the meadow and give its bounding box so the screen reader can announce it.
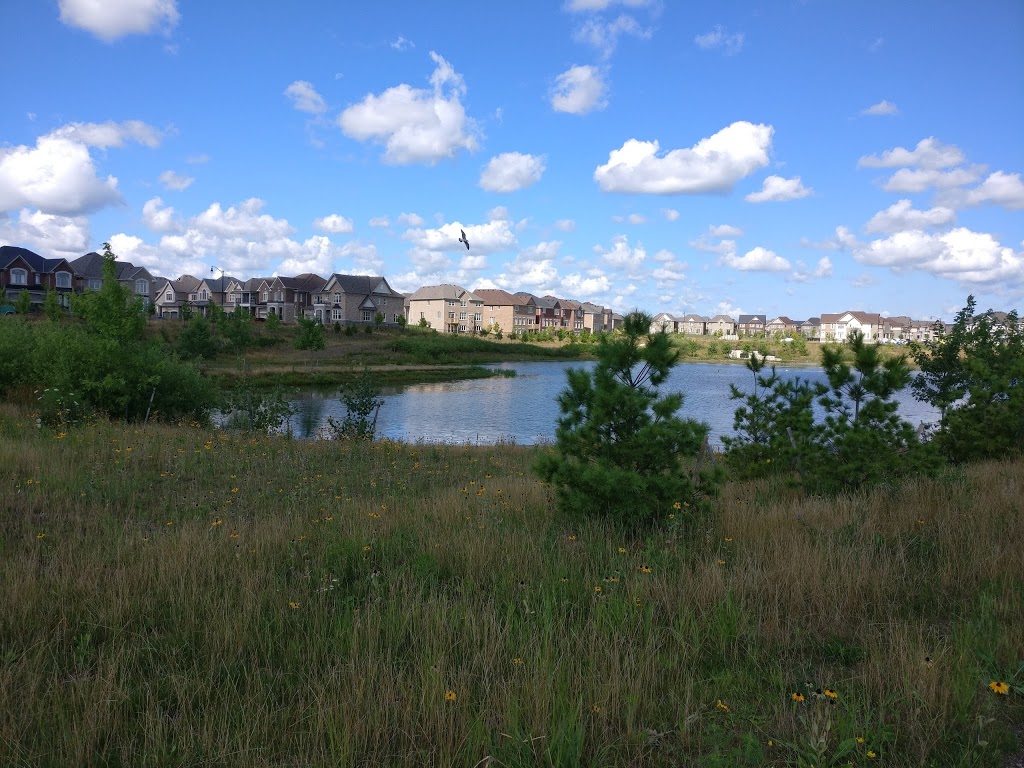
[2,406,1021,767]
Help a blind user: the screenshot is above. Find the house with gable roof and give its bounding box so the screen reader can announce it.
[706,314,737,336]
[407,284,484,333]
[1,245,78,311]
[70,251,156,310]
[819,311,883,342]
[680,314,708,335]
[312,273,404,326]
[153,275,202,319]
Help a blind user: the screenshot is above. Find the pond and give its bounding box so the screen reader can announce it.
[285,361,940,446]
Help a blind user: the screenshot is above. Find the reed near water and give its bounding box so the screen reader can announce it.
[2,407,1021,766]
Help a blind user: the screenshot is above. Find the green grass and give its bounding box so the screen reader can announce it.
[1,406,1022,766]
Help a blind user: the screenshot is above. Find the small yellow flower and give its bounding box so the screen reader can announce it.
[323,515,333,522]
[857,737,865,744]
[229,532,239,539]
[717,559,726,566]
[362,545,371,552]
[165,521,173,526]
[989,681,1010,695]
[618,547,626,553]
[513,657,524,665]
[35,533,46,540]
[724,537,733,542]
[767,739,774,747]
[444,690,457,702]
[289,601,300,609]
[567,534,577,541]
[673,501,682,510]
[231,487,239,493]
[791,692,805,703]
[715,699,730,713]
[211,519,223,526]
[667,513,676,520]
[594,586,602,593]
[591,705,601,713]
[867,750,877,759]
[824,688,838,700]
[640,565,652,573]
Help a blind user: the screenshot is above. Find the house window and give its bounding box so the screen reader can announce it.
[459,324,467,332]
[88,278,102,290]
[10,268,27,286]
[262,291,268,302]
[135,279,149,295]
[447,300,456,306]
[449,312,455,319]
[166,291,175,302]
[201,290,209,301]
[420,312,424,319]
[460,312,467,321]
[332,309,343,321]
[461,300,467,307]
[55,271,72,289]
[393,314,401,323]
[474,313,481,322]
[363,311,373,322]
[334,293,342,303]
[275,291,283,301]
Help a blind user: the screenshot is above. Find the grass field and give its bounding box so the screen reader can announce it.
[2,407,1021,766]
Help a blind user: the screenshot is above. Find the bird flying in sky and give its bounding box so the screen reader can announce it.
[458,229,470,250]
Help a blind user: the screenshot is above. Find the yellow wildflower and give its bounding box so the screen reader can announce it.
[989,681,1009,695]
[444,690,457,702]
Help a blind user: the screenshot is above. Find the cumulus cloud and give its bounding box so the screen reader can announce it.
[790,256,833,282]
[159,170,193,191]
[555,219,576,232]
[338,51,479,164]
[194,198,294,240]
[574,14,653,58]
[487,206,510,222]
[390,35,414,51]
[864,199,955,234]
[0,208,91,258]
[839,225,1024,285]
[745,175,812,203]
[313,213,354,234]
[593,121,773,194]
[142,197,180,232]
[709,224,743,237]
[0,134,121,216]
[859,137,965,170]
[58,0,179,41]
[862,100,899,116]
[966,171,1024,210]
[479,152,546,192]
[402,219,518,254]
[397,212,425,226]
[662,208,679,221]
[595,234,646,270]
[368,216,390,228]
[628,213,645,224]
[550,65,608,115]
[564,0,656,10]
[882,166,983,194]
[694,25,744,55]
[719,246,791,272]
[284,81,327,114]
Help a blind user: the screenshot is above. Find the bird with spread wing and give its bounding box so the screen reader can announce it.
[458,229,470,250]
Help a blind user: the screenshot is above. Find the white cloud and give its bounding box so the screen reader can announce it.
[185,153,209,164]
[338,51,479,165]
[694,25,744,55]
[397,212,425,226]
[0,208,91,258]
[594,121,773,194]
[487,206,510,222]
[790,256,833,283]
[0,134,121,216]
[368,216,390,228]
[159,169,193,191]
[574,14,652,58]
[966,171,1024,210]
[653,248,676,262]
[460,254,487,270]
[662,208,679,221]
[550,65,608,115]
[479,152,546,192]
[142,197,179,232]
[840,226,1024,285]
[58,0,179,41]
[709,224,743,237]
[864,199,955,234]
[284,81,327,114]
[628,213,646,224]
[564,0,656,10]
[689,233,736,255]
[862,100,899,116]
[882,166,983,193]
[555,218,576,232]
[719,246,791,272]
[390,35,414,51]
[49,120,163,149]
[596,234,646,269]
[858,137,965,170]
[313,213,354,234]
[194,198,294,240]
[403,219,517,254]
[745,175,812,203]
[814,256,834,277]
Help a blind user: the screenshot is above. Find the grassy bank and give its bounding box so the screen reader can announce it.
[2,409,1021,766]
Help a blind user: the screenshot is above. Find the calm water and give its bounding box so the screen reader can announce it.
[286,361,940,446]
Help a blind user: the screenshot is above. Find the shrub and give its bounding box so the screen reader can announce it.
[294,315,326,351]
[326,370,383,439]
[535,311,714,527]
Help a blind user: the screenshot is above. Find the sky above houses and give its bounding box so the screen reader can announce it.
[1,0,1022,321]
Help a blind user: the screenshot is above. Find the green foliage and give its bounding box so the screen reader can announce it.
[265,310,280,331]
[294,315,326,351]
[535,311,712,526]
[0,318,34,396]
[15,289,32,315]
[223,379,297,434]
[43,289,62,322]
[220,311,253,354]
[418,316,429,328]
[396,315,407,330]
[179,300,194,321]
[70,244,145,344]
[326,369,383,439]
[721,355,822,481]
[177,316,219,359]
[912,296,1024,463]
[373,311,385,329]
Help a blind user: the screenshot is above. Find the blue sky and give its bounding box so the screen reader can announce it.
[2,0,1022,321]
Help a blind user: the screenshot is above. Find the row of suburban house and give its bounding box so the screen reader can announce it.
[2,245,1016,340]
[647,310,1019,343]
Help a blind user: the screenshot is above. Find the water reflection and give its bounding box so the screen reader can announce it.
[285,360,940,446]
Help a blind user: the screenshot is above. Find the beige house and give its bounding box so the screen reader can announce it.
[474,288,537,334]
[153,275,201,319]
[580,302,607,333]
[650,312,677,333]
[820,311,883,342]
[766,316,797,336]
[706,314,736,336]
[680,314,708,335]
[266,273,327,323]
[407,284,484,334]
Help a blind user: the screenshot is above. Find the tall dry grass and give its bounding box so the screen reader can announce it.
[1,405,1021,766]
